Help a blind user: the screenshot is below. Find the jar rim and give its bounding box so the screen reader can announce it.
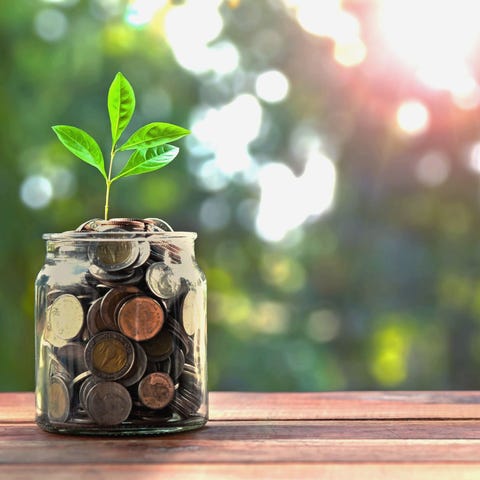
[43,231,198,241]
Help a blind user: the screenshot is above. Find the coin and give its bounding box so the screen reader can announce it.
[84,331,135,380]
[44,308,67,348]
[145,263,181,299]
[48,294,84,341]
[86,382,132,426]
[170,348,185,381]
[180,290,199,336]
[117,296,165,342]
[89,240,139,272]
[86,297,103,335]
[130,241,150,269]
[119,342,148,387]
[99,286,141,331]
[141,329,174,361]
[138,372,175,410]
[144,218,174,232]
[166,318,190,355]
[47,376,70,423]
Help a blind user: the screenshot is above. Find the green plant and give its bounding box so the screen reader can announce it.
[52,72,190,220]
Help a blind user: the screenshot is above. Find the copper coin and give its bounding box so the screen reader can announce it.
[117,296,165,342]
[47,376,71,423]
[84,331,135,380]
[141,329,174,361]
[138,372,174,410]
[86,382,132,426]
[100,286,141,331]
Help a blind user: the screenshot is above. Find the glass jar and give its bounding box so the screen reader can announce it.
[35,230,207,435]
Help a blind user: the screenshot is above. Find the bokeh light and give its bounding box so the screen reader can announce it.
[255,150,336,242]
[396,100,430,136]
[255,70,290,103]
[34,8,68,42]
[378,0,480,96]
[20,175,53,209]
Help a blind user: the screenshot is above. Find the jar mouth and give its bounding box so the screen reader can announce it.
[43,231,198,241]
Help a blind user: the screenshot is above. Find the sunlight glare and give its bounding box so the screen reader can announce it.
[255,150,336,242]
[191,94,262,178]
[255,70,290,103]
[164,1,224,74]
[378,0,480,94]
[396,100,430,136]
[333,38,367,67]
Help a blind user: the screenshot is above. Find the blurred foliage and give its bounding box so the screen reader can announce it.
[2,0,480,392]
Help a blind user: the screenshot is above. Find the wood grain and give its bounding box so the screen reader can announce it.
[2,392,480,479]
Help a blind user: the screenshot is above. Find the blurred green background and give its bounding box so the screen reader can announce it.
[3,0,480,391]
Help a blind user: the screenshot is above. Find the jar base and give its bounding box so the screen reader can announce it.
[36,414,207,436]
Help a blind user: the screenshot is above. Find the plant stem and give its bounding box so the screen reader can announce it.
[104,148,115,220]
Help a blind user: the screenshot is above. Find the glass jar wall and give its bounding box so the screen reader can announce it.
[35,231,207,435]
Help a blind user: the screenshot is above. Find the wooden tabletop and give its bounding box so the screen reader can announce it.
[2,391,480,479]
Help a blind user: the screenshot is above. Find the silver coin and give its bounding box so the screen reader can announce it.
[47,376,71,423]
[180,290,200,336]
[144,218,174,232]
[88,264,136,283]
[130,241,151,269]
[145,263,181,299]
[47,294,84,341]
[86,382,132,426]
[88,240,139,272]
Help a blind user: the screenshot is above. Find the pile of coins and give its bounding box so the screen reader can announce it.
[42,218,203,427]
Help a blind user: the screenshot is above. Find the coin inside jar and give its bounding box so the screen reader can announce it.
[138,372,175,410]
[117,296,165,342]
[47,376,71,423]
[145,263,181,299]
[180,290,199,337]
[86,382,132,426]
[89,240,139,272]
[84,331,134,380]
[48,294,84,341]
[99,286,141,331]
[141,329,174,361]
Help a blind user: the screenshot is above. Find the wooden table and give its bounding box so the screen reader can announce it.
[2,392,480,479]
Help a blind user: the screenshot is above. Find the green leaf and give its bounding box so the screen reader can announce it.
[112,144,179,181]
[52,125,106,179]
[108,72,135,146]
[118,122,190,151]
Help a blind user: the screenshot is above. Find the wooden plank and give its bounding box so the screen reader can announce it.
[2,421,480,464]
[4,420,480,442]
[0,393,34,423]
[210,392,480,420]
[1,463,480,480]
[5,391,480,423]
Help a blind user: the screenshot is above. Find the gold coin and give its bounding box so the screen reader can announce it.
[85,331,134,381]
[48,294,84,341]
